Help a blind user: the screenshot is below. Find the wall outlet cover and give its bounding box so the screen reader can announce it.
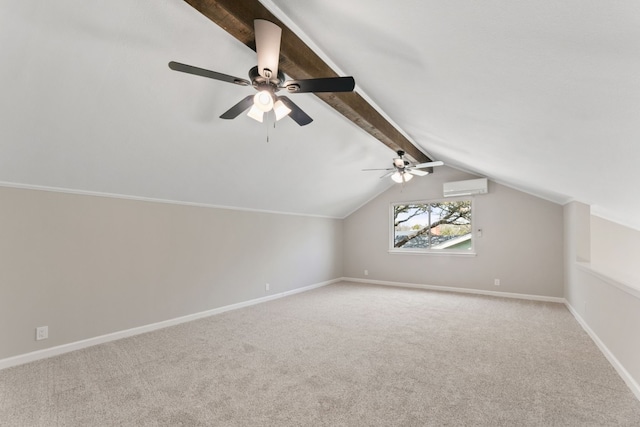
[36,326,48,341]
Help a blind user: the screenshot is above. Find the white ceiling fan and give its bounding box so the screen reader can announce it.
[363,150,444,183]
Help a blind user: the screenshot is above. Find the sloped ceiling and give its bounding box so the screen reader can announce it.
[0,0,396,218]
[267,0,640,229]
[2,1,640,228]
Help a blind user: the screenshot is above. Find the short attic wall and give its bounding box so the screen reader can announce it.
[564,201,640,400]
[590,215,640,287]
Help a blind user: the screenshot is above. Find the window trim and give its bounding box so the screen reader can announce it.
[388,197,476,256]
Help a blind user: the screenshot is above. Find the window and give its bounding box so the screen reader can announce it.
[391,200,473,254]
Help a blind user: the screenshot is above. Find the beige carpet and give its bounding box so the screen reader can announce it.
[1,282,639,426]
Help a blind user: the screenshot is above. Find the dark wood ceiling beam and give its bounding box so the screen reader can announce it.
[183,0,430,164]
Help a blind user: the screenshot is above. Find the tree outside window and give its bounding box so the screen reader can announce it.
[392,200,472,252]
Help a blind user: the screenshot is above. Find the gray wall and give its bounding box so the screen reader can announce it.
[591,215,640,284]
[0,186,343,360]
[564,202,640,395]
[343,167,564,297]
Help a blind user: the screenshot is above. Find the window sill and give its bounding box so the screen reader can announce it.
[388,249,477,257]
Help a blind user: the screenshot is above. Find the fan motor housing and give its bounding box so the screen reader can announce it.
[249,66,284,91]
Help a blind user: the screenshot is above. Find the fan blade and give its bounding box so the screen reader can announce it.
[362,168,394,171]
[254,19,282,79]
[278,96,313,126]
[414,160,444,169]
[168,61,250,86]
[380,171,395,179]
[282,76,355,93]
[220,95,254,119]
[407,168,429,177]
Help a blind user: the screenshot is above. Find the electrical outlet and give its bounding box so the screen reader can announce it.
[364,269,369,276]
[494,279,500,286]
[36,326,48,341]
[265,283,270,291]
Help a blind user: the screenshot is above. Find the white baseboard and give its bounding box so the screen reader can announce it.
[564,301,640,402]
[6,277,638,404]
[0,278,338,371]
[342,277,565,303]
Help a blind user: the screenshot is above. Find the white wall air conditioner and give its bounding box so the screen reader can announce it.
[443,178,488,197]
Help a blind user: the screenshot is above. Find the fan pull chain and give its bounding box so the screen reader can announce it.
[266,111,277,143]
[266,112,270,143]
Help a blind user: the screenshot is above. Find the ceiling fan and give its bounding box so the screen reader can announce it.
[168,19,355,126]
[363,150,444,183]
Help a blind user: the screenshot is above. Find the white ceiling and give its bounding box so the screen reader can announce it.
[2,1,640,228]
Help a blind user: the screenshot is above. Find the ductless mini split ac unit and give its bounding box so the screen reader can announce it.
[443,178,488,197]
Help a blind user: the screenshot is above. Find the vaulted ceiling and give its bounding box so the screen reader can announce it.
[2,1,640,228]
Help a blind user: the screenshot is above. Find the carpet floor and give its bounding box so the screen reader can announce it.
[1,281,639,426]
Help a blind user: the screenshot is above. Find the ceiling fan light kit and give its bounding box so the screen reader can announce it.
[391,171,413,183]
[273,100,292,121]
[168,19,356,126]
[247,104,265,122]
[254,91,274,112]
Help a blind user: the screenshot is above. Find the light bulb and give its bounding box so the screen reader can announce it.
[273,99,291,121]
[404,172,413,182]
[247,105,264,122]
[253,90,274,112]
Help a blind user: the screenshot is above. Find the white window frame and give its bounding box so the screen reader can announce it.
[389,197,476,256]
